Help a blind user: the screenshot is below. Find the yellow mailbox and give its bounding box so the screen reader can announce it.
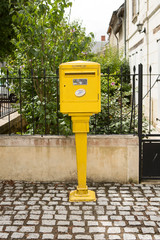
[60,60,101,114]
[59,60,101,202]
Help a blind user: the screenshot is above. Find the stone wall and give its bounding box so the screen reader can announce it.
[0,135,139,183]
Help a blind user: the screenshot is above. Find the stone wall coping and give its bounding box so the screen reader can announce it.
[0,134,139,147]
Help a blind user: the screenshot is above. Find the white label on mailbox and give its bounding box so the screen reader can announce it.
[75,89,86,97]
[73,79,88,85]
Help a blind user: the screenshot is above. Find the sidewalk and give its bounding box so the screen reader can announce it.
[0,181,160,240]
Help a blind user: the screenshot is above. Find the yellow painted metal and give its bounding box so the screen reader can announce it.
[69,114,96,202]
[59,60,101,114]
[59,60,101,202]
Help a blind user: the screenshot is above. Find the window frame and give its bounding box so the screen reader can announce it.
[132,0,139,23]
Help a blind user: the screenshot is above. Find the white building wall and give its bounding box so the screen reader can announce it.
[126,0,160,128]
[109,32,118,48]
[108,28,124,53]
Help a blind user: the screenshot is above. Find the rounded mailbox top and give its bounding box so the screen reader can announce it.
[60,60,100,68]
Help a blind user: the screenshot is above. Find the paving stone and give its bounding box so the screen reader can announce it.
[40,226,53,233]
[28,206,40,210]
[43,206,54,210]
[27,233,40,239]
[42,214,53,219]
[18,210,28,215]
[13,220,24,225]
[72,227,85,233]
[58,210,68,214]
[42,234,54,239]
[138,234,153,240]
[106,211,116,215]
[75,235,92,239]
[11,232,25,238]
[146,211,156,215]
[108,227,121,234]
[101,221,112,226]
[73,221,85,226]
[58,226,68,233]
[141,227,155,234]
[129,221,141,225]
[48,201,58,205]
[110,216,122,220]
[0,201,12,205]
[29,214,40,220]
[14,214,27,220]
[154,235,160,240]
[0,233,9,239]
[150,216,160,221]
[124,227,138,233]
[0,220,12,225]
[123,202,134,206]
[58,234,72,239]
[70,215,82,220]
[150,197,160,201]
[137,216,148,221]
[5,226,18,231]
[5,210,16,214]
[27,220,39,225]
[109,235,121,240]
[94,234,105,240]
[147,206,159,211]
[82,206,92,210]
[19,226,35,232]
[69,206,80,210]
[57,221,70,226]
[42,220,56,225]
[88,221,98,226]
[118,206,131,211]
[71,210,83,215]
[123,233,136,240]
[144,221,156,226]
[97,216,108,220]
[89,227,105,233]
[114,221,126,226]
[119,211,131,215]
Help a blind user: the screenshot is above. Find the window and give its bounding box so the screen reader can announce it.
[132,0,136,18]
[132,0,139,21]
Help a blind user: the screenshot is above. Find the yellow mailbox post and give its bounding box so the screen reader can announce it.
[59,60,101,202]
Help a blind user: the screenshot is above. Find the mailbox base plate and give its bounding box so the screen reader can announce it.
[69,189,96,202]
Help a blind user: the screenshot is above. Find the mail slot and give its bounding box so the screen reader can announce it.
[59,60,101,114]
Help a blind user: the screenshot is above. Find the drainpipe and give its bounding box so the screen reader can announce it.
[124,0,127,58]
[157,40,160,130]
[146,0,149,76]
[145,0,150,116]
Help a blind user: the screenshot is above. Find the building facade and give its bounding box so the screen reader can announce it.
[126,0,160,129]
[107,0,160,129]
[107,4,125,53]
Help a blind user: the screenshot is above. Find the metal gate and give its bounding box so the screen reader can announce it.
[142,140,160,177]
[138,64,160,181]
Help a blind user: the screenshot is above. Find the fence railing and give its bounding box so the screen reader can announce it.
[1,65,157,136]
[0,73,18,119]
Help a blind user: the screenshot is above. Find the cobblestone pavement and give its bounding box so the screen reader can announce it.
[0,181,160,240]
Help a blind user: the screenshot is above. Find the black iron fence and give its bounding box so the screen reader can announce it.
[1,65,158,136]
[0,70,17,118]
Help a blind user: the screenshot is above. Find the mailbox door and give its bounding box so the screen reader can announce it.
[60,67,100,113]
